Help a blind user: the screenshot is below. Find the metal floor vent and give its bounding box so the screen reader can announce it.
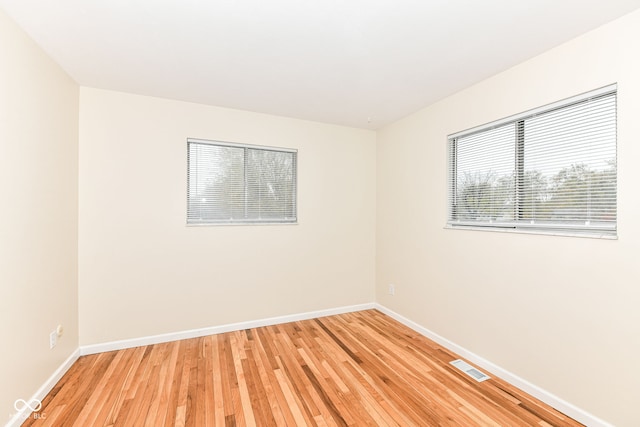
[450,359,490,382]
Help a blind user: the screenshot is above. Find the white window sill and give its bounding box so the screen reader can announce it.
[444,224,617,240]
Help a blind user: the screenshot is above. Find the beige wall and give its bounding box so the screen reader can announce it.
[5,3,640,426]
[0,9,79,424]
[376,10,640,427]
[78,88,376,345]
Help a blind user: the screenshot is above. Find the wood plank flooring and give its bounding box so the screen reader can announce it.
[23,310,584,426]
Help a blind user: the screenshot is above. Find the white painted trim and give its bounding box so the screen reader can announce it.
[374,304,613,427]
[10,303,611,427]
[80,303,375,356]
[448,83,616,139]
[5,348,80,427]
[6,304,374,427]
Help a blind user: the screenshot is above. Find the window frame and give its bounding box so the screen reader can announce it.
[446,84,617,239]
[187,138,298,226]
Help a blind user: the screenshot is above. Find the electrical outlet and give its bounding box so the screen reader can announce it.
[49,330,57,349]
[388,284,395,296]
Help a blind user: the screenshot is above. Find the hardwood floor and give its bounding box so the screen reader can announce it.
[23,310,583,426]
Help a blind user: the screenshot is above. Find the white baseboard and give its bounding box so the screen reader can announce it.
[6,304,374,427]
[80,302,376,356]
[374,303,613,427]
[5,348,80,427]
[10,303,611,427]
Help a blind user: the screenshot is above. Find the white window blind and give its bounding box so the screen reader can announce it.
[187,139,297,224]
[448,85,617,237]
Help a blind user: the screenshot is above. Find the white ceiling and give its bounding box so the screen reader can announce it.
[2,0,640,129]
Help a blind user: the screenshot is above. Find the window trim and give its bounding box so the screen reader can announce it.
[448,84,616,140]
[187,138,298,226]
[446,84,617,238]
[187,138,297,155]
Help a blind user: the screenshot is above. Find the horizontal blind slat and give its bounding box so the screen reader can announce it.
[448,88,616,236]
[187,140,297,224]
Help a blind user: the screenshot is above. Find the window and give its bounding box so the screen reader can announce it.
[447,85,617,237]
[187,138,297,224]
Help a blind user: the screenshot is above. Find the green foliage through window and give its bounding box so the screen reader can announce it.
[187,139,297,224]
[448,86,616,236]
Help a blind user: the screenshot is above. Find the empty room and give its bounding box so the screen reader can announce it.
[2,1,640,426]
